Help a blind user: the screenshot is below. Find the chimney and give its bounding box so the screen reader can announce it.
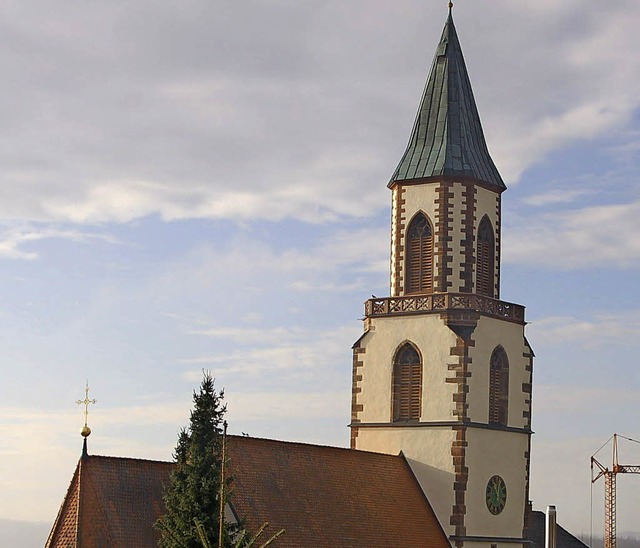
[545,505,557,548]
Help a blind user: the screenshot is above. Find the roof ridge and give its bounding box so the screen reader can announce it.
[85,436,406,464]
[228,434,402,457]
[84,454,174,466]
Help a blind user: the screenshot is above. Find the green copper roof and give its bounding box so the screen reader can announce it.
[390,13,505,190]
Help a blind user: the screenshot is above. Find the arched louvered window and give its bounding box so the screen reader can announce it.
[405,212,433,294]
[392,342,423,422]
[477,216,495,297]
[489,346,509,426]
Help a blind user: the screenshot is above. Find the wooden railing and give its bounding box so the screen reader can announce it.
[365,293,525,323]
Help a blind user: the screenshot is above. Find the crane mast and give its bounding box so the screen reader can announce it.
[591,434,640,548]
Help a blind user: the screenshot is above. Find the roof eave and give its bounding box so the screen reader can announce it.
[388,174,506,193]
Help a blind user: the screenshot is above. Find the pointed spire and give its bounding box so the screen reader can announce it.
[82,437,89,460]
[390,12,505,190]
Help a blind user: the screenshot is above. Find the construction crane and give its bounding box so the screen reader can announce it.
[591,434,640,548]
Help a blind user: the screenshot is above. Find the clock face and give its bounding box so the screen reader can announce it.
[485,475,507,515]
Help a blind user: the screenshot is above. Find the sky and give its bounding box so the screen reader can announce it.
[0,0,639,544]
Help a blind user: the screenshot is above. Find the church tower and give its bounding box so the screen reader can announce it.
[350,9,533,547]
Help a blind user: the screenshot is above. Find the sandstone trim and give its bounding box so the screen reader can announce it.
[434,183,454,293]
[459,182,477,293]
[350,342,366,448]
[392,186,407,296]
[446,332,475,545]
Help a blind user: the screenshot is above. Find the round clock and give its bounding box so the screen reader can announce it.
[485,475,507,515]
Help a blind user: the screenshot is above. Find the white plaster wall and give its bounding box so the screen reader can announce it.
[402,184,439,235]
[355,427,456,472]
[358,315,458,423]
[475,187,498,232]
[467,317,530,428]
[464,428,529,539]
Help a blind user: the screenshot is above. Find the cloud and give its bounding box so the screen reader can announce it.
[180,323,359,377]
[608,129,640,160]
[458,1,640,184]
[240,312,262,323]
[307,228,389,275]
[151,226,388,311]
[289,280,371,292]
[534,384,640,414]
[0,224,119,260]
[527,312,640,346]
[495,102,629,184]
[503,200,640,268]
[187,325,307,346]
[225,390,346,421]
[0,2,638,224]
[521,189,593,207]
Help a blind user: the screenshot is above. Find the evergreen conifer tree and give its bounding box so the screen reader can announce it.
[156,372,235,548]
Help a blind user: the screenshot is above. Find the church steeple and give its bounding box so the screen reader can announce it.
[351,10,533,546]
[391,12,505,190]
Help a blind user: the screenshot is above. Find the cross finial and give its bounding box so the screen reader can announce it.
[76,380,97,438]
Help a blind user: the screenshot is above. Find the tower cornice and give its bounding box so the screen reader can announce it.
[388,175,506,194]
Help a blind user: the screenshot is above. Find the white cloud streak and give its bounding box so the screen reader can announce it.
[521,189,593,207]
[180,324,359,376]
[504,200,640,268]
[0,224,119,260]
[527,311,640,346]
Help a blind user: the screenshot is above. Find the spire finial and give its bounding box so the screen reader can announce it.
[76,380,97,439]
[448,1,453,12]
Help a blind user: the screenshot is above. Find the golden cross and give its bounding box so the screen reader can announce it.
[76,380,97,429]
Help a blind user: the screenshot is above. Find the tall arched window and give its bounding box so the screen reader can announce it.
[477,216,495,297]
[405,212,433,294]
[489,346,509,426]
[392,342,423,422]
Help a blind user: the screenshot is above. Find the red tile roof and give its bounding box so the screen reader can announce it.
[46,436,449,547]
[227,436,449,547]
[46,455,172,548]
[46,460,81,546]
